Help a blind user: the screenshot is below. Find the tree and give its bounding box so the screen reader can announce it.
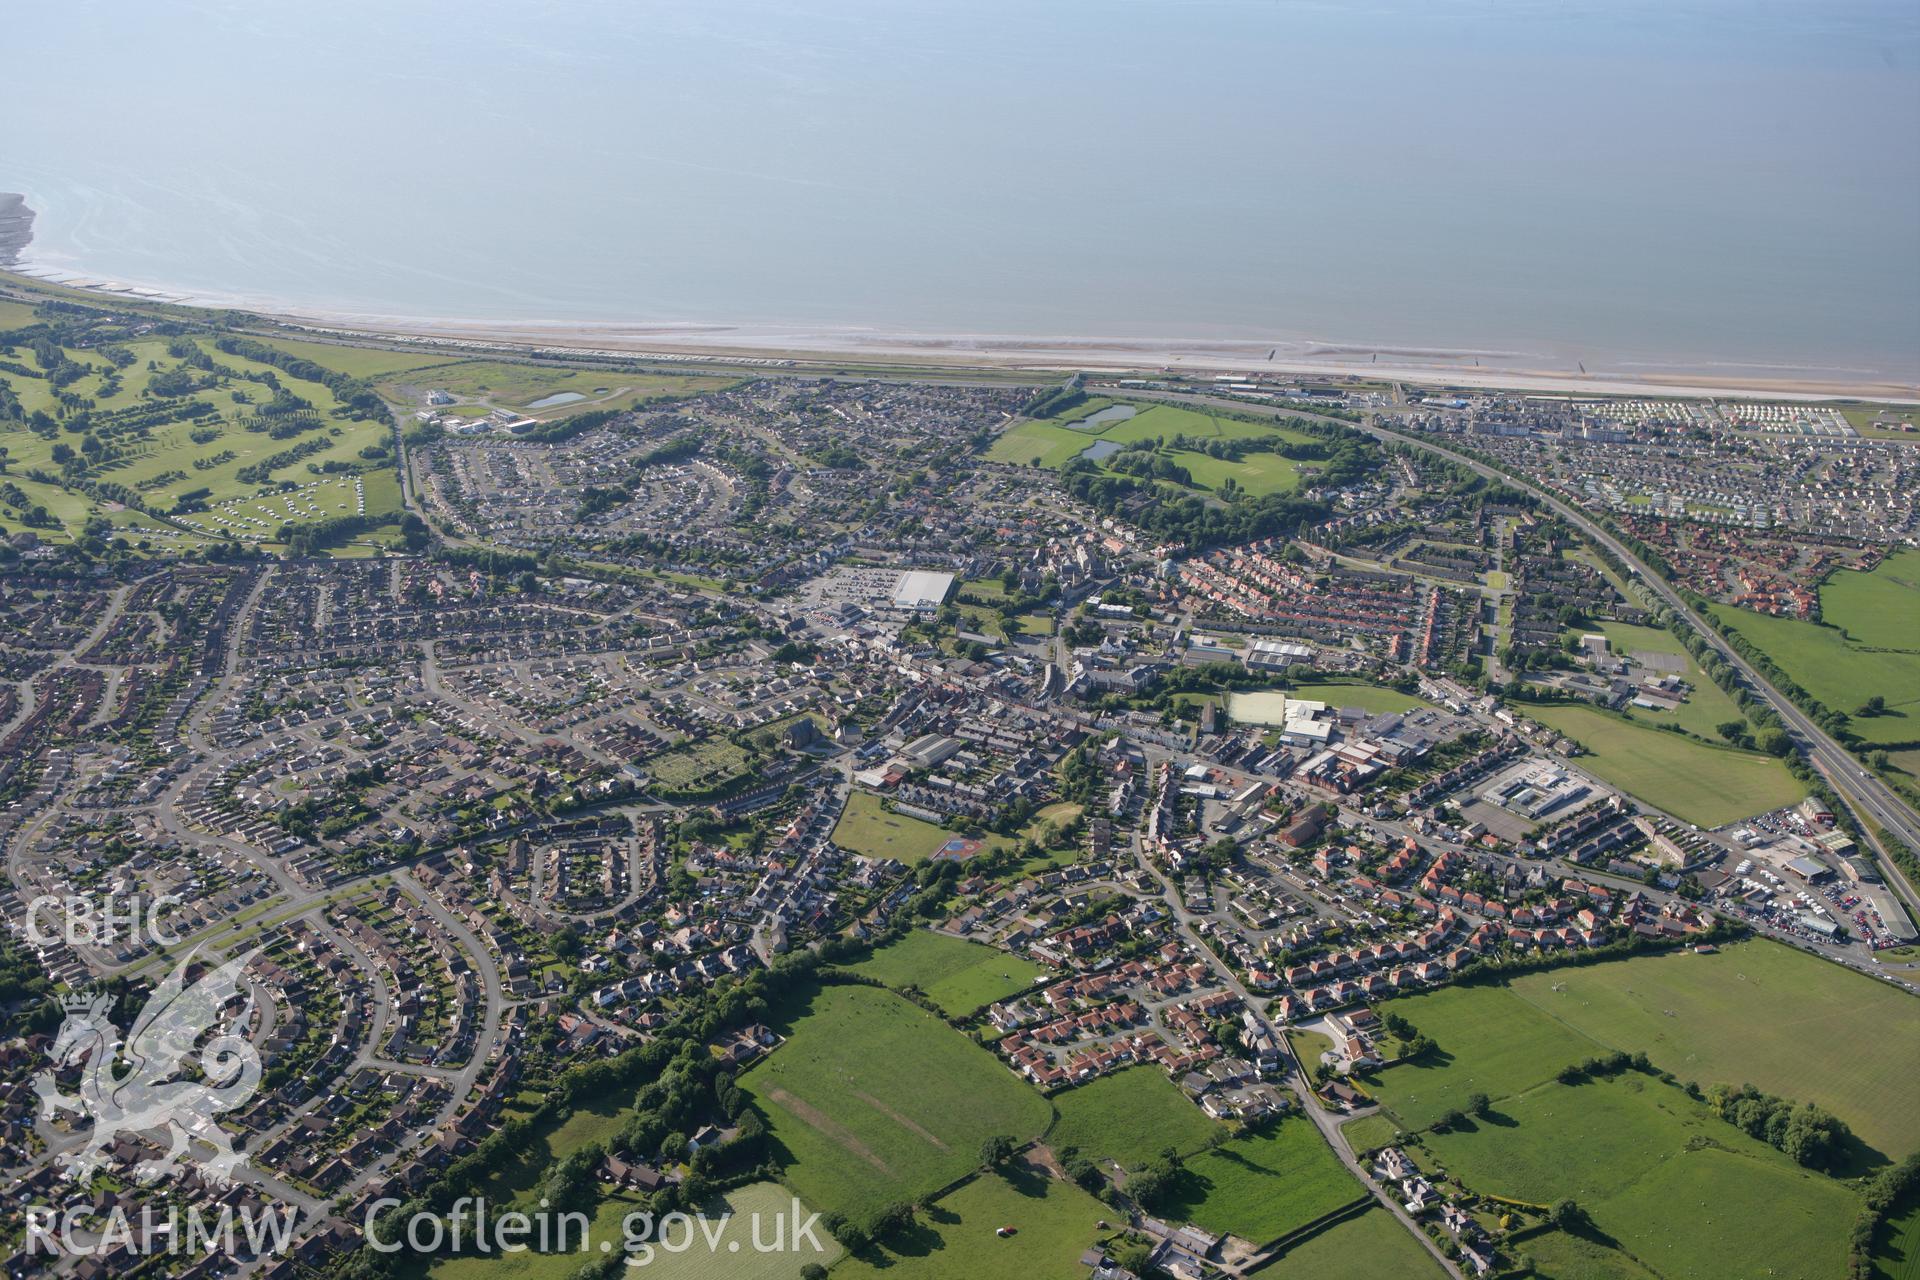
[801,1267,829,1280]
[1466,1092,1491,1118]
[979,1134,1016,1168]
[1858,695,1887,717]
[1549,1198,1587,1230]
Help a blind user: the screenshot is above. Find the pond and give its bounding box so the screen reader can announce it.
[525,390,588,409]
[1080,439,1125,462]
[1074,404,1138,431]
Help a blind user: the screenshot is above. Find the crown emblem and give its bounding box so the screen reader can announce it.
[60,990,106,1015]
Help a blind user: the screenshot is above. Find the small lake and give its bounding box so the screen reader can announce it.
[1080,439,1125,462]
[525,391,587,409]
[1075,404,1138,431]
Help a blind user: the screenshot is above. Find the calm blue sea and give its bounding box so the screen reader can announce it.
[5,0,1917,377]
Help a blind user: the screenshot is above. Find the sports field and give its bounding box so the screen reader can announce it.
[1286,680,1445,714]
[830,791,959,864]
[1422,1074,1856,1280]
[844,930,1047,1018]
[1507,940,1920,1159]
[1251,1205,1445,1280]
[1711,580,1920,747]
[743,984,1053,1220]
[1526,703,1802,827]
[831,1166,1110,1280]
[1046,1066,1223,1170]
[1365,985,1599,1132]
[1150,1120,1366,1246]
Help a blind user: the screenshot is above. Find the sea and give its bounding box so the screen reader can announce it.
[4,0,1917,380]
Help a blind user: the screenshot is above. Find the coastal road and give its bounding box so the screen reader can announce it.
[1127,388,1920,920]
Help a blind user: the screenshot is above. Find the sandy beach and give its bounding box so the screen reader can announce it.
[255,312,1920,404]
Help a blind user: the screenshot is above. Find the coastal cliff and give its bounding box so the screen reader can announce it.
[0,193,34,268]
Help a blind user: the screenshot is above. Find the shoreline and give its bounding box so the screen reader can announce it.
[3,192,1914,404]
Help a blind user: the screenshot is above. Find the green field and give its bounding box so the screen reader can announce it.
[1336,1112,1403,1157]
[1711,586,1920,748]
[985,403,1315,498]
[1874,1200,1920,1280]
[1821,549,1920,650]
[1519,1226,1663,1280]
[255,336,458,380]
[1168,446,1305,497]
[831,791,958,864]
[845,930,1048,1018]
[743,984,1053,1220]
[832,1166,1110,1280]
[1422,1074,1856,1280]
[1149,1121,1366,1246]
[1250,1206,1445,1280]
[381,358,734,418]
[1286,680,1445,714]
[1046,1067,1223,1170]
[1507,940,1920,1160]
[1526,703,1803,827]
[426,1182,838,1280]
[1365,985,1600,1132]
[985,420,1102,467]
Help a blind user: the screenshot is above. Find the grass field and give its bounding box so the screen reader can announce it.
[1287,680,1445,714]
[382,359,735,419]
[1336,1112,1403,1157]
[254,336,457,380]
[1874,1201,1920,1280]
[1168,446,1304,497]
[1046,1067,1224,1170]
[1423,1074,1856,1280]
[743,984,1052,1220]
[1149,1121,1366,1246]
[1822,548,1920,650]
[1526,703,1803,827]
[985,420,1101,467]
[1507,940,1920,1160]
[832,1166,1110,1280]
[1364,985,1600,1131]
[426,1182,838,1280]
[1250,1206,1445,1280]
[831,791,958,864]
[1519,1226,1663,1280]
[1711,587,1920,748]
[845,930,1047,1018]
[984,403,1315,499]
